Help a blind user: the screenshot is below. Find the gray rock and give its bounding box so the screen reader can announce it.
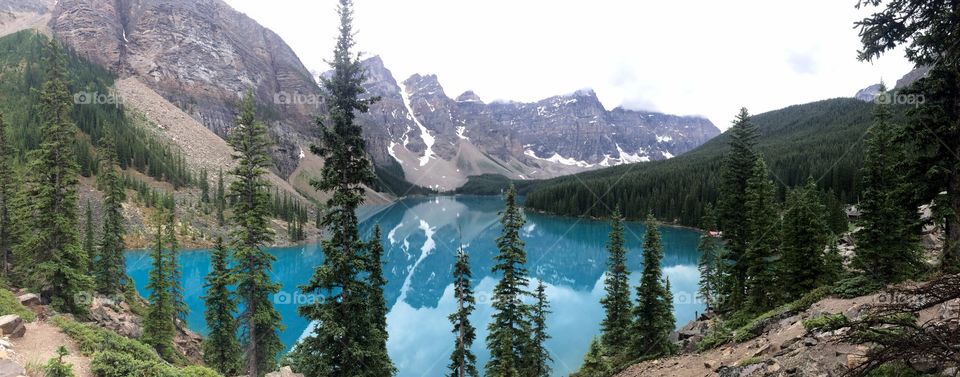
[0,359,25,377]
[0,315,24,338]
[16,293,40,307]
[265,366,304,377]
[802,337,818,347]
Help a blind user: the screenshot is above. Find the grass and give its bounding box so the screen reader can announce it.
[0,288,36,321]
[737,356,764,366]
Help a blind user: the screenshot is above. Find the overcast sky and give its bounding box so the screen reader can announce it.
[223,0,914,130]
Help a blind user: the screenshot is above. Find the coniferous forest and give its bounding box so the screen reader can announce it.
[0,0,958,377]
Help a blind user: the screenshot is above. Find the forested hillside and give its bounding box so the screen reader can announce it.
[0,30,193,186]
[523,98,907,225]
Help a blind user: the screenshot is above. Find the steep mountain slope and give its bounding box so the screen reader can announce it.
[47,0,319,177]
[523,98,906,225]
[7,0,720,193]
[354,57,720,191]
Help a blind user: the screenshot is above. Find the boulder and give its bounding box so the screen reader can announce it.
[89,296,143,338]
[16,293,40,307]
[0,359,25,377]
[0,316,24,338]
[265,366,304,377]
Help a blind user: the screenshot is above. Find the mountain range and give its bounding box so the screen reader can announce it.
[1,0,720,193]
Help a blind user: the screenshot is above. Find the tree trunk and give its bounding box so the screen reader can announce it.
[248,296,258,377]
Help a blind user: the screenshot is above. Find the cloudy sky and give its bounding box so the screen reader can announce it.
[223,0,914,130]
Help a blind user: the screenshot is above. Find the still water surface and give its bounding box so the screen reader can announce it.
[126,196,704,376]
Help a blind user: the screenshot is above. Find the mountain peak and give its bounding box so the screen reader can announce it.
[456,90,483,104]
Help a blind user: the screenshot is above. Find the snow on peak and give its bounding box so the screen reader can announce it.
[656,135,673,143]
[616,143,650,163]
[398,84,435,166]
[524,149,594,168]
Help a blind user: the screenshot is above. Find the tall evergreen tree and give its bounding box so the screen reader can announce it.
[485,185,531,377]
[822,189,848,236]
[523,281,552,377]
[216,168,226,226]
[572,338,609,377]
[854,85,922,283]
[628,214,676,360]
[14,39,92,314]
[290,1,393,375]
[200,168,210,204]
[780,178,830,300]
[96,133,127,295]
[83,201,95,269]
[143,213,176,360]
[0,113,10,278]
[203,237,242,376]
[228,92,283,377]
[716,108,759,311]
[742,157,781,312]
[856,0,960,273]
[696,205,723,310]
[365,225,392,374]
[599,208,631,353]
[448,246,478,377]
[165,209,187,323]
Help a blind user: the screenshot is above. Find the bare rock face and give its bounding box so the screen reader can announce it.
[0,315,25,339]
[266,366,305,377]
[88,296,142,338]
[49,0,319,177]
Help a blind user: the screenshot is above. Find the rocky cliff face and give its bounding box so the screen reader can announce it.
[13,0,719,190]
[353,56,720,190]
[48,0,319,176]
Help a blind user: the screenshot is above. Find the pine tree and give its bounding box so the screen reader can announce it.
[448,246,478,377]
[203,237,242,376]
[228,92,283,377]
[854,85,922,283]
[200,168,210,204]
[742,157,781,313]
[628,214,676,360]
[290,1,393,375]
[143,213,176,360]
[165,209,187,323]
[696,205,723,310]
[572,338,609,377]
[96,133,127,295]
[523,281,552,377]
[43,346,74,377]
[822,189,848,236]
[366,225,392,375]
[716,108,759,312]
[856,0,960,273]
[599,208,631,353]
[780,178,830,300]
[0,113,10,278]
[216,168,226,226]
[14,39,92,314]
[484,185,531,377]
[84,201,95,269]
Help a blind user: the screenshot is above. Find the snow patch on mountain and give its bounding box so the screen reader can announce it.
[398,85,435,166]
[616,143,650,163]
[456,126,469,140]
[524,149,594,168]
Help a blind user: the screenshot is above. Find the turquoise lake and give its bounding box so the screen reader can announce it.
[125,196,704,376]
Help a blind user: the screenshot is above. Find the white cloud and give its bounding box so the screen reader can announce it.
[224,0,914,130]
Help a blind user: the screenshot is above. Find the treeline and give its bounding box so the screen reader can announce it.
[524,98,908,225]
[0,30,194,187]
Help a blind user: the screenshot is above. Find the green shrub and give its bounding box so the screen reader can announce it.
[737,356,764,366]
[730,286,835,344]
[802,313,849,331]
[51,316,157,361]
[179,366,222,377]
[0,289,36,321]
[44,346,75,377]
[865,362,930,377]
[697,321,733,352]
[833,275,884,299]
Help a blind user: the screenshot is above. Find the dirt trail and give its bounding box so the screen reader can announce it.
[10,320,92,377]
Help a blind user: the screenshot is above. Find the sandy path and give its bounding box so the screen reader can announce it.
[10,320,92,377]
